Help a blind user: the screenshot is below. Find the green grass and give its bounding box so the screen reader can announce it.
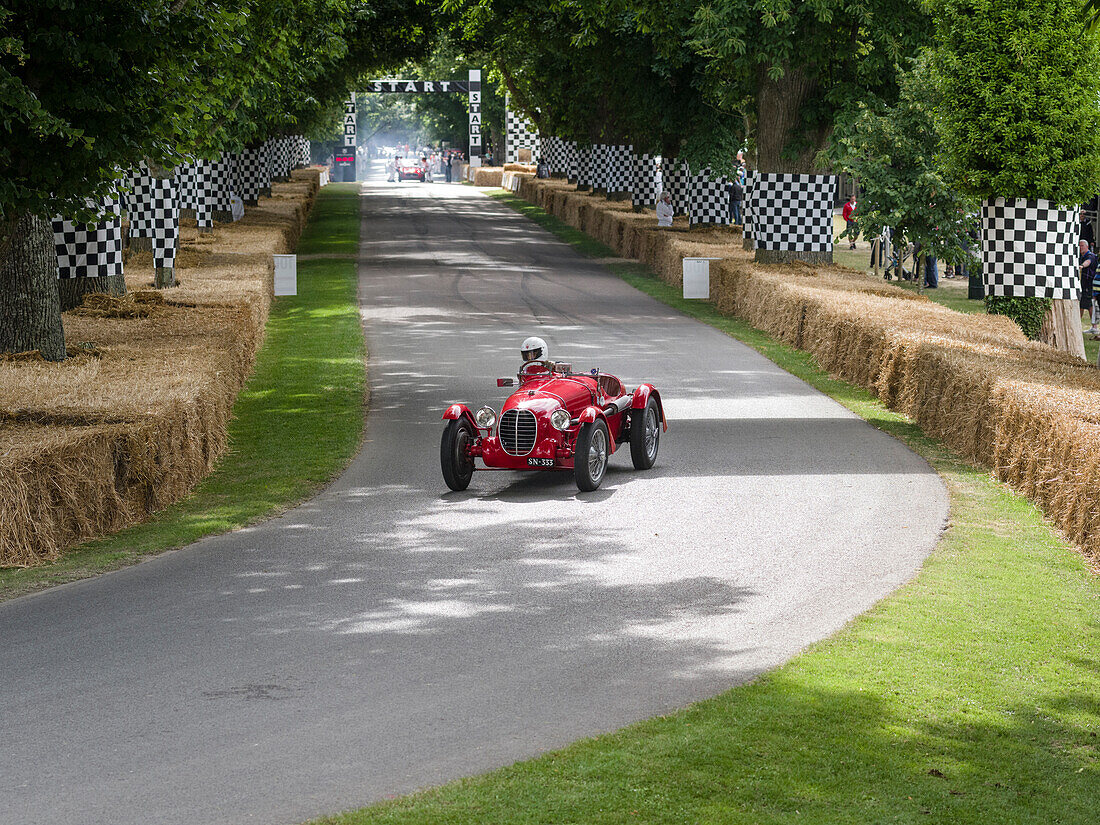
[304,191,1100,824]
[0,182,365,600]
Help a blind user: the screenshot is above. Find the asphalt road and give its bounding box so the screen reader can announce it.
[0,162,948,825]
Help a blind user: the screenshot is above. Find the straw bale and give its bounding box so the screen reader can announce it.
[0,169,321,567]
[504,163,535,173]
[473,168,504,187]
[517,175,1100,565]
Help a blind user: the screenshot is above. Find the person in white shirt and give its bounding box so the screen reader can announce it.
[656,192,674,227]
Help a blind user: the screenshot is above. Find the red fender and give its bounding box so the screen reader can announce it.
[577,406,617,453]
[631,385,668,432]
[442,403,478,428]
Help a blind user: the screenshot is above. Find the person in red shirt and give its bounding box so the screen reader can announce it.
[842,194,857,249]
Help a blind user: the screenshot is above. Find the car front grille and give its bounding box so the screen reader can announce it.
[499,409,537,455]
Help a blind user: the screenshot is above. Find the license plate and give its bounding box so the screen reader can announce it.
[527,458,555,467]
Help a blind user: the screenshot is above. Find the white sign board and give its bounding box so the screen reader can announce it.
[274,254,297,296]
[683,257,720,299]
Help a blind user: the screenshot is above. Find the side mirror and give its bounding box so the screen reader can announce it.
[497,377,515,387]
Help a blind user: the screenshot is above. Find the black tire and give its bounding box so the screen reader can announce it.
[441,419,475,491]
[629,398,661,470]
[574,419,610,492]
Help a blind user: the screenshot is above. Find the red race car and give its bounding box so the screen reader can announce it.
[441,337,666,492]
[397,161,425,182]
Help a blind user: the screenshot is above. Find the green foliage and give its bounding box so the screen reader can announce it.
[0,1,434,224]
[985,295,1053,340]
[831,58,974,263]
[932,0,1100,201]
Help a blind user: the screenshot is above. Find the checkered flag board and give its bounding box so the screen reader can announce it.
[743,172,754,241]
[663,158,691,215]
[505,106,539,163]
[173,160,213,229]
[751,173,835,252]
[632,154,659,208]
[688,170,730,226]
[576,144,594,188]
[564,140,579,180]
[123,167,156,236]
[145,177,179,269]
[589,144,608,190]
[296,136,311,167]
[234,148,266,203]
[605,145,633,194]
[53,198,124,279]
[982,197,1079,299]
[210,153,237,215]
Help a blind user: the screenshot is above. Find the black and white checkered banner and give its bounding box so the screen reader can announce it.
[591,144,609,190]
[505,99,539,164]
[632,154,659,208]
[663,158,690,216]
[53,197,124,279]
[606,145,632,194]
[124,166,156,236]
[750,173,835,252]
[982,197,1079,300]
[210,153,237,215]
[689,169,729,226]
[234,147,268,203]
[577,144,594,188]
[173,159,213,228]
[295,136,310,167]
[146,178,179,269]
[743,172,754,241]
[563,140,579,180]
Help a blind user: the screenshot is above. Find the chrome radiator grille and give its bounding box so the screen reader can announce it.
[499,409,537,455]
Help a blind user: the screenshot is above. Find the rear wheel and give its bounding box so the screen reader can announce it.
[441,419,475,491]
[629,398,661,470]
[574,419,610,492]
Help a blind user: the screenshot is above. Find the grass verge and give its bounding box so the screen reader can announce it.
[0,182,365,601]
[305,191,1099,824]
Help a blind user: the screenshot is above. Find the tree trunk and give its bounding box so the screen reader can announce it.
[0,211,66,361]
[58,273,126,311]
[1040,299,1087,359]
[154,266,176,289]
[129,236,152,253]
[753,63,832,265]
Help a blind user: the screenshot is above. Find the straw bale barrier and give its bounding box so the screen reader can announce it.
[515,176,1100,563]
[0,168,320,567]
[472,167,504,187]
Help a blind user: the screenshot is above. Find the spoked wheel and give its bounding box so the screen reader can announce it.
[441,419,476,491]
[574,419,610,492]
[630,398,661,470]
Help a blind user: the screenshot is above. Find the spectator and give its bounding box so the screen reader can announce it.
[842,194,857,249]
[656,192,674,227]
[1083,239,1099,336]
[537,157,550,178]
[728,177,743,225]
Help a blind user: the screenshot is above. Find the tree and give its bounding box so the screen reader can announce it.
[0,0,432,359]
[932,0,1100,354]
[831,58,972,287]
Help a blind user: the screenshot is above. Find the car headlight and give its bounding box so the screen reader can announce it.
[475,406,497,429]
[549,408,571,431]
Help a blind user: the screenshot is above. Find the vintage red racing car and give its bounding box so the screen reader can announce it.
[440,357,667,492]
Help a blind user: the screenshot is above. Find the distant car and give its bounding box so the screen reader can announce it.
[397,162,425,182]
[441,360,666,492]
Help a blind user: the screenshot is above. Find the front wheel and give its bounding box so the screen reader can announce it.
[574,419,610,492]
[441,419,475,491]
[629,398,661,470]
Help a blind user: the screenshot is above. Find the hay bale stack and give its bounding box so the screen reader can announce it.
[0,169,321,567]
[473,167,504,187]
[516,175,1100,562]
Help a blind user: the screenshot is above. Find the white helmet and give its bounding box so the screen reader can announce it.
[521,336,548,362]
